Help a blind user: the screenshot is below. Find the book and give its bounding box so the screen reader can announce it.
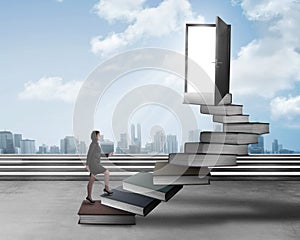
[213,115,249,123]
[169,153,237,167]
[223,122,269,134]
[77,200,135,225]
[200,131,259,144]
[184,142,248,155]
[200,104,243,115]
[153,162,210,185]
[123,172,183,201]
[183,92,215,105]
[100,186,161,216]
[183,93,232,105]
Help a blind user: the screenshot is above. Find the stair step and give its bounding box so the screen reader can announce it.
[169,153,237,167]
[183,92,214,105]
[223,123,269,134]
[100,186,161,216]
[77,200,136,225]
[200,104,243,116]
[185,143,248,155]
[200,131,259,144]
[183,93,232,105]
[123,172,182,201]
[153,162,210,185]
[213,115,249,123]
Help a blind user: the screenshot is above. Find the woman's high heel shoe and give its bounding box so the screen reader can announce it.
[86,196,95,203]
[103,188,113,195]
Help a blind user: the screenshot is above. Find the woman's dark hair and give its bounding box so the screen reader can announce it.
[91,130,100,142]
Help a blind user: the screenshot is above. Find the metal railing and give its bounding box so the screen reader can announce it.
[0,154,299,180]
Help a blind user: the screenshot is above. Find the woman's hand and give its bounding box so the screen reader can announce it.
[108,152,113,157]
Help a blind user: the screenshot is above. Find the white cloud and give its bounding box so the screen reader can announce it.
[91,0,204,56]
[18,77,83,103]
[237,0,295,21]
[270,95,300,120]
[55,0,64,2]
[231,0,300,98]
[93,0,145,23]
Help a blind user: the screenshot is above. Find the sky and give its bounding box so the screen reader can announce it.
[1,0,300,151]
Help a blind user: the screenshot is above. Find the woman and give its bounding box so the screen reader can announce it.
[86,130,113,203]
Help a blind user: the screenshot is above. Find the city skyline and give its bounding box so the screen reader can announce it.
[0,128,297,155]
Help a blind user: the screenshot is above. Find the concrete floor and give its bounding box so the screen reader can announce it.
[0,180,299,240]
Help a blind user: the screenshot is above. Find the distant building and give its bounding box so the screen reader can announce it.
[279,148,294,154]
[128,144,140,154]
[0,131,15,154]
[130,123,142,147]
[60,139,65,154]
[166,135,178,153]
[117,133,128,151]
[131,124,135,145]
[153,130,166,153]
[145,142,155,153]
[13,134,22,148]
[49,145,60,154]
[272,139,279,154]
[249,136,264,154]
[78,141,87,154]
[116,146,128,154]
[38,144,48,154]
[20,139,35,154]
[137,123,141,147]
[60,136,77,154]
[188,129,200,142]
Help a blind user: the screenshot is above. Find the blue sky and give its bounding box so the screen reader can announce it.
[1,0,300,151]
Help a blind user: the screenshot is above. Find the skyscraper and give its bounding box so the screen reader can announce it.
[60,136,77,154]
[249,135,264,154]
[131,124,135,145]
[60,139,65,154]
[166,135,178,153]
[137,123,141,146]
[272,139,279,154]
[153,130,166,153]
[117,133,128,149]
[13,133,22,148]
[0,131,15,154]
[20,139,35,154]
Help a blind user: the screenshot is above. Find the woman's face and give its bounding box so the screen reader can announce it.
[97,132,101,140]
